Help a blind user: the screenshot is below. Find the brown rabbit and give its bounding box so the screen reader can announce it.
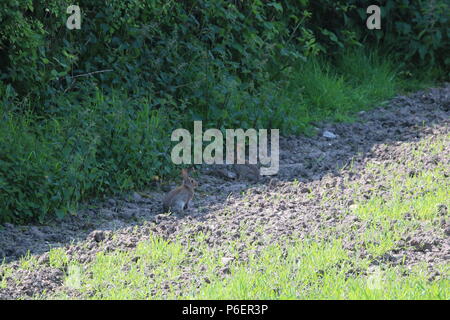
[162,169,198,213]
[233,160,260,182]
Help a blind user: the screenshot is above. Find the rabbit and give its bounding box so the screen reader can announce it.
[233,160,260,182]
[162,168,198,213]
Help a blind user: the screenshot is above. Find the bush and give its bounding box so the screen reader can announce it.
[0,91,172,223]
[2,1,447,106]
[309,0,450,70]
[0,1,306,108]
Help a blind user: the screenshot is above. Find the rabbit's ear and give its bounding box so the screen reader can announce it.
[181,168,188,177]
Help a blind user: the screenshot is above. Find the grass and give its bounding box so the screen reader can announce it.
[349,134,450,257]
[5,159,449,300]
[43,235,448,300]
[38,143,448,300]
[283,49,400,125]
[192,247,448,300]
[48,247,70,269]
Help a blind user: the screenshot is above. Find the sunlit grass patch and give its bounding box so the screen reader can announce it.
[47,232,449,300]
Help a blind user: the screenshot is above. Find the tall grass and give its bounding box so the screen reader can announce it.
[285,49,400,124]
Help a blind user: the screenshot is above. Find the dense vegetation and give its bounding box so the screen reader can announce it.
[0,0,448,223]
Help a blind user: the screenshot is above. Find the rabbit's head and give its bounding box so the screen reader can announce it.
[181,168,198,189]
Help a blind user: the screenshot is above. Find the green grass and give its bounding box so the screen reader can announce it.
[192,246,448,300]
[44,147,449,300]
[0,265,13,289]
[48,247,70,269]
[282,49,400,125]
[348,134,449,257]
[44,234,448,300]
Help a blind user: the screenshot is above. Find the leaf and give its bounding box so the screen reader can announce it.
[55,208,66,219]
[267,2,283,12]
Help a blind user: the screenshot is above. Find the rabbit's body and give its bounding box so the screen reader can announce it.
[162,185,193,212]
[162,169,197,213]
[234,162,260,182]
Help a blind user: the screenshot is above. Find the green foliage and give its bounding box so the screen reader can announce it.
[300,0,449,71]
[0,91,172,223]
[1,0,307,108]
[378,0,449,68]
[1,1,447,105]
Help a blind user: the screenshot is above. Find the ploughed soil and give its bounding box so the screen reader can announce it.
[0,84,449,299]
